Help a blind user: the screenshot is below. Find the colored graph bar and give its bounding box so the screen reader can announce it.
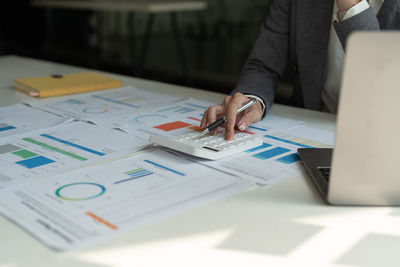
[264,134,313,148]
[91,95,139,108]
[188,117,201,122]
[86,212,117,230]
[245,142,272,153]
[0,125,16,132]
[128,170,151,177]
[23,138,87,161]
[125,168,144,175]
[0,144,20,154]
[115,168,153,184]
[126,168,152,177]
[12,149,38,159]
[185,103,208,109]
[154,121,191,132]
[175,107,195,113]
[40,134,105,156]
[248,126,267,132]
[144,160,186,176]
[276,153,301,164]
[187,125,202,132]
[16,155,55,169]
[157,105,180,113]
[252,147,291,160]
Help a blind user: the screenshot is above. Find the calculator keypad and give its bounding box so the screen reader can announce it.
[177,131,258,151]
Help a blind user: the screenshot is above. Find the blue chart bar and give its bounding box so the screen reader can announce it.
[276,153,300,164]
[264,135,314,148]
[248,126,267,132]
[245,143,272,153]
[185,103,208,109]
[16,155,55,169]
[40,134,106,156]
[91,95,139,108]
[175,107,195,113]
[157,105,180,113]
[253,147,291,160]
[144,160,186,176]
[0,125,16,132]
[114,169,153,184]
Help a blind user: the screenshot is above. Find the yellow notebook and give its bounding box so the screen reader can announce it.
[13,72,122,98]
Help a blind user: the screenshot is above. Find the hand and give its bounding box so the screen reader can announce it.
[200,93,264,140]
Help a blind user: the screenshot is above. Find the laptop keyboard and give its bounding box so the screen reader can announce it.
[318,167,331,182]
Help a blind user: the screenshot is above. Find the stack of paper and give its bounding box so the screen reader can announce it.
[0,85,336,251]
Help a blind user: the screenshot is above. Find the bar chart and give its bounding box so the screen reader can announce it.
[154,121,192,132]
[0,123,16,132]
[114,168,154,184]
[0,121,146,189]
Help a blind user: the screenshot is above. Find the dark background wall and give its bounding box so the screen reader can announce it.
[0,0,293,102]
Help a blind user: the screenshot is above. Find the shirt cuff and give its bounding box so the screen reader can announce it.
[338,0,370,21]
[244,94,266,115]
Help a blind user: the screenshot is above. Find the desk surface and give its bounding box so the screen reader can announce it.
[32,0,207,13]
[1,55,399,267]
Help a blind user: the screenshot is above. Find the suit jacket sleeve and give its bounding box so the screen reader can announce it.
[334,6,380,50]
[231,0,291,112]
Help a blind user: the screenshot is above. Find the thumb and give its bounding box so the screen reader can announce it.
[237,109,262,131]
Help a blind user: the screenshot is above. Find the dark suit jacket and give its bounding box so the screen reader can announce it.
[232,0,400,111]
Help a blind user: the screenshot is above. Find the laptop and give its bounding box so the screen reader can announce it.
[298,32,400,206]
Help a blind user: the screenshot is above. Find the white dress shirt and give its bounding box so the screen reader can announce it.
[321,0,384,113]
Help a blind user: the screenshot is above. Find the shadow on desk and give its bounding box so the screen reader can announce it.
[2,176,400,266]
[46,178,400,266]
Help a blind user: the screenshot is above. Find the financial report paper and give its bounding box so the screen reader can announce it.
[27,86,181,120]
[0,121,147,189]
[91,99,305,141]
[0,104,69,139]
[0,149,253,251]
[104,99,212,140]
[176,125,335,185]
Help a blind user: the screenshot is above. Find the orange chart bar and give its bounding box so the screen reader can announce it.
[187,116,201,122]
[153,121,191,132]
[187,125,203,132]
[86,212,117,230]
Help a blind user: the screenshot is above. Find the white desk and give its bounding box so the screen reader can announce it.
[1,55,399,267]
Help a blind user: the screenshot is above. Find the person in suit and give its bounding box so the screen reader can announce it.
[200,0,400,140]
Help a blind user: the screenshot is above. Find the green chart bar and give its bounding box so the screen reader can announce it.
[12,150,38,159]
[23,138,87,161]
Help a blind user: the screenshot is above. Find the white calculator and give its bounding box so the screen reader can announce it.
[149,130,263,160]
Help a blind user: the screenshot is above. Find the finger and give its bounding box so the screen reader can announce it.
[237,109,263,132]
[200,110,208,128]
[222,95,232,109]
[224,101,243,140]
[224,93,252,140]
[205,106,224,135]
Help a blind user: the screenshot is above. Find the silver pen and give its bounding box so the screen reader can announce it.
[201,98,258,135]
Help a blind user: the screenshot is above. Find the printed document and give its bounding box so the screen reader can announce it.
[0,149,253,251]
[105,99,211,140]
[189,125,335,185]
[92,99,305,141]
[0,104,69,139]
[0,121,147,189]
[27,86,181,120]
